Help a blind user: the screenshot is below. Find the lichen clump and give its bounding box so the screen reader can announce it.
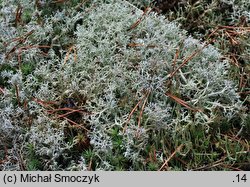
[0,0,246,170]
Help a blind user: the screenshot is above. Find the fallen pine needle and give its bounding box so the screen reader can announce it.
[0,87,4,94]
[123,98,143,134]
[165,92,202,112]
[158,144,184,171]
[136,90,150,137]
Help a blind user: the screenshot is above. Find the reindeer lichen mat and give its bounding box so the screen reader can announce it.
[73,1,243,168]
[0,0,245,171]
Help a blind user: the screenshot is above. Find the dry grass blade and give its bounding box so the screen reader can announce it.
[207,27,220,40]
[16,150,26,171]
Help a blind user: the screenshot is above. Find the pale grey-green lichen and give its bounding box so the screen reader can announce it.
[0,0,246,170]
